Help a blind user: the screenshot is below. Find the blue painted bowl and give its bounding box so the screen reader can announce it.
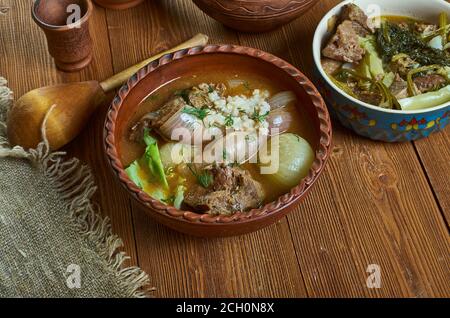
[312,0,450,142]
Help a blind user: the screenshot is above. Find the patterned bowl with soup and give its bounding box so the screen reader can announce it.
[313,0,450,142]
[105,45,332,237]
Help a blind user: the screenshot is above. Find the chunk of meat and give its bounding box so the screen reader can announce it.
[321,58,342,75]
[153,96,187,128]
[350,20,370,37]
[129,113,156,142]
[390,55,417,77]
[413,74,447,93]
[414,22,437,35]
[188,85,213,109]
[184,165,265,215]
[397,22,410,30]
[322,20,365,63]
[211,164,235,191]
[389,74,408,99]
[129,96,187,142]
[344,76,384,105]
[340,3,374,33]
[356,90,382,106]
[188,83,226,108]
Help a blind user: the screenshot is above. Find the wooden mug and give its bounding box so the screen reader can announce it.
[32,0,94,72]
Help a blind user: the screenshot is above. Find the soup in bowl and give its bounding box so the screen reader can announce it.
[105,45,332,236]
[313,0,450,142]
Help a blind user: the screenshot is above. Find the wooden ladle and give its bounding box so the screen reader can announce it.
[7,33,209,150]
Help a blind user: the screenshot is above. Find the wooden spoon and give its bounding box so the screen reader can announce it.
[7,33,209,150]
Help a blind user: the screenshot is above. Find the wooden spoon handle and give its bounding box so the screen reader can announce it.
[99,33,209,92]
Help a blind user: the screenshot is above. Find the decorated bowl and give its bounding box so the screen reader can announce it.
[104,45,332,237]
[193,0,318,33]
[313,0,450,142]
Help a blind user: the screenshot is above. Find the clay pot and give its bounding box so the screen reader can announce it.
[92,0,145,10]
[193,0,318,32]
[32,0,94,72]
[104,45,332,237]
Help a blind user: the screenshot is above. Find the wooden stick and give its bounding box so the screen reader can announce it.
[99,33,209,92]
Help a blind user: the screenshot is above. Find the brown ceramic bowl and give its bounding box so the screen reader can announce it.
[104,45,332,237]
[93,0,144,10]
[193,0,318,32]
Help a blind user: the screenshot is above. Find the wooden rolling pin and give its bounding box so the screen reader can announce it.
[7,33,209,150]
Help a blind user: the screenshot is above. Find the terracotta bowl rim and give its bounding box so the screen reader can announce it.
[104,44,332,225]
[193,0,317,19]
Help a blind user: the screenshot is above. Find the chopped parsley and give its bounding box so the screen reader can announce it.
[182,106,210,120]
[251,110,270,123]
[187,164,214,189]
[224,114,234,127]
[197,172,213,188]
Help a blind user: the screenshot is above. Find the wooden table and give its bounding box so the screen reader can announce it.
[1,0,449,298]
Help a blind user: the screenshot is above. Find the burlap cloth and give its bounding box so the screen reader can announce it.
[0,77,151,297]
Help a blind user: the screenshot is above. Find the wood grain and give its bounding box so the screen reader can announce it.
[0,0,138,266]
[63,5,139,267]
[281,0,449,297]
[413,131,450,226]
[1,0,449,298]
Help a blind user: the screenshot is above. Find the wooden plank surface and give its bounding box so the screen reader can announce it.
[0,0,449,298]
[414,133,450,226]
[280,1,450,297]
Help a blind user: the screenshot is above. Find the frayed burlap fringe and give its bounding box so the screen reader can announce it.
[0,77,27,159]
[0,77,152,297]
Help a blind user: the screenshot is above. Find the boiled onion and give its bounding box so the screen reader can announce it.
[267,108,293,136]
[259,133,314,191]
[159,107,204,144]
[268,91,297,110]
[203,131,262,165]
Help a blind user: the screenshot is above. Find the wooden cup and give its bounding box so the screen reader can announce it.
[32,0,94,72]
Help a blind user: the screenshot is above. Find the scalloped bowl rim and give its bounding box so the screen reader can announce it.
[104,44,332,226]
[194,0,317,18]
[312,0,450,115]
